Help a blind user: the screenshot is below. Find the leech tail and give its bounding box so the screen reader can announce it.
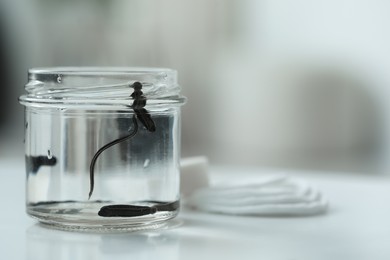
[88,116,138,200]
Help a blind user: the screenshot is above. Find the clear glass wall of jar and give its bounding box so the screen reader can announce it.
[19,67,186,231]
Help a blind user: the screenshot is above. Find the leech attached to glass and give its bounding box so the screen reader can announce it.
[88,81,156,204]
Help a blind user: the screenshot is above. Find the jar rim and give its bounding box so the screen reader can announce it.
[20,67,186,108]
[28,67,176,77]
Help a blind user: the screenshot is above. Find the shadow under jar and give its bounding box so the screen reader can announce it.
[19,67,186,231]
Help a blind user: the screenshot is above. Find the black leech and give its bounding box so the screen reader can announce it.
[26,155,57,174]
[98,204,157,217]
[131,82,156,132]
[97,200,180,217]
[88,82,156,200]
[88,116,138,199]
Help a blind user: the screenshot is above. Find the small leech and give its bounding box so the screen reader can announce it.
[88,81,156,200]
[26,154,57,174]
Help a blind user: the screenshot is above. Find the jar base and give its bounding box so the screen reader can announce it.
[27,200,179,232]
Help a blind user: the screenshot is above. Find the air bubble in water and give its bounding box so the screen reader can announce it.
[128,125,135,132]
[143,159,150,168]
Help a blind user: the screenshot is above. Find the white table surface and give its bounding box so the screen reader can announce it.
[1,157,390,260]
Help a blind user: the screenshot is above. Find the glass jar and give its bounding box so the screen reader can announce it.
[19,67,186,231]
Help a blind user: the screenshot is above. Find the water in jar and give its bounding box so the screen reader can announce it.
[25,106,181,230]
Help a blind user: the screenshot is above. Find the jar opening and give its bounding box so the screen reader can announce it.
[20,67,186,108]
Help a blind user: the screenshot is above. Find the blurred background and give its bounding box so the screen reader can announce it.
[1,0,390,173]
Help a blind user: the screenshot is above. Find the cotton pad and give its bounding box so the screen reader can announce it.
[180,157,328,216]
[180,156,210,197]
